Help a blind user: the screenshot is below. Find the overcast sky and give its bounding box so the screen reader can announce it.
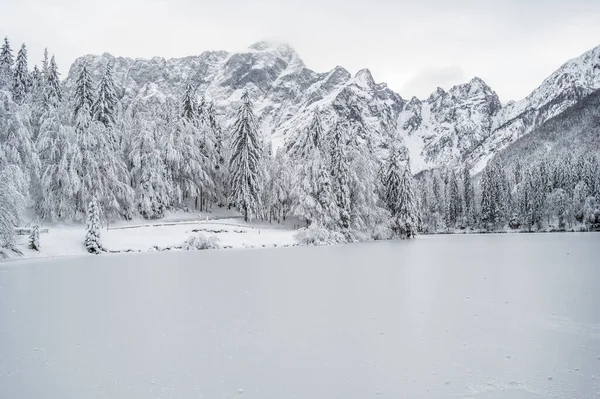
[1,0,599,102]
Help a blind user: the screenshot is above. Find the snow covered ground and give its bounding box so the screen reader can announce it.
[12,209,300,259]
[1,233,599,398]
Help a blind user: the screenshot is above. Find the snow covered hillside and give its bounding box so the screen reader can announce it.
[67,41,600,173]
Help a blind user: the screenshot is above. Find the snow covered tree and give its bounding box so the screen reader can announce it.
[446,171,462,228]
[228,91,263,221]
[12,44,29,104]
[73,63,95,126]
[129,117,172,219]
[383,144,404,236]
[269,149,294,223]
[288,110,324,160]
[29,224,40,251]
[45,55,62,106]
[205,101,229,207]
[92,60,118,127]
[71,63,133,218]
[85,198,102,254]
[396,159,419,238]
[0,37,13,90]
[548,188,570,230]
[0,90,39,189]
[0,165,27,254]
[37,104,79,220]
[181,82,198,123]
[463,165,475,224]
[330,122,351,230]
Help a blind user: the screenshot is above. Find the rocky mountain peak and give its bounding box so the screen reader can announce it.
[353,68,375,88]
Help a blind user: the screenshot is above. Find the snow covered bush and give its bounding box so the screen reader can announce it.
[29,225,40,251]
[85,199,102,254]
[182,233,220,250]
[295,224,346,246]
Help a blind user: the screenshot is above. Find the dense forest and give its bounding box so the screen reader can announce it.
[0,38,599,254]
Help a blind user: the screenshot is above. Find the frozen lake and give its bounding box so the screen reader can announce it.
[1,233,599,399]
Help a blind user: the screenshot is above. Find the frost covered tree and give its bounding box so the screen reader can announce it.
[446,171,462,228]
[12,44,29,104]
[85,198,102,254]
[29,224,40,251]
[205,101,229,207]
[129,117,172,219]
[72,63,132,218]
[0,165,27,254]
[0,37,14,90]
[288,110,324,160]
[330,122,351,230]
[345,124,384,232]
[37,104,79,220]
[383,144,403,235]
[462,165,474,224]
[228,91,263,221]
[396,159,419,238]
[0,90,39,189]
[45,55,62,106]
[92,60,118,127]
[181,82,198,123]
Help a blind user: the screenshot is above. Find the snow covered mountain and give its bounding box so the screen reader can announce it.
[65,41,600,173]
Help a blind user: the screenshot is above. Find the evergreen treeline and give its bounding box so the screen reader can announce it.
[418,155,600,233]
[0,37,598,253]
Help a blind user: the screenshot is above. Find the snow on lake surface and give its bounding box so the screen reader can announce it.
[1,233,599,398]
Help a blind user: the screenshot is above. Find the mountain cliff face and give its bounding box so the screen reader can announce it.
[66,41,600,173]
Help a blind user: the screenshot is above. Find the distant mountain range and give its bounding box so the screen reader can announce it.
[66,41,600,173]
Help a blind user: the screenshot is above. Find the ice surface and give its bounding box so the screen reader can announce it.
[1,233,600,398]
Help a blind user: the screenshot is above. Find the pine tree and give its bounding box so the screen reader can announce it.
[129,118,172,219]
[12,44,29,104]
[397,159,419,238]
[0,165,26,252]
[29,224,40,251]
[463,165,474,225]
[73,63,95,127]
[0,37,14,89]
[181,82,198,123]
[228,91,263,221]
[330,122,351,230]
[288,110,325,160]
[45,55,62,107]
[206,101,229,207]
[72,63,132,218]
[446,171,462,228]
[92,60,118,127]
[85,198,102,254]
[41,48,49,78]
[383,144,403,235]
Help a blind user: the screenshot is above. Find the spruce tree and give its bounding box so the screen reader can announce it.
[181,82,198,123]
[92,60,118,127]
[383,144,403,235]
[45,55,62,106]
[12,44,29,104]
[85,198,102,254]
[463,165,474,224]
[29,224,40,251]
[446,171,462,227]
[228,91,263,222]
[73,63,95,126]
[0,37,14,89]
[330,122,351,230]
[396,160,419,238]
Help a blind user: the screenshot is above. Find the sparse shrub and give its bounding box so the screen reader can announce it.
[182,233,220,250]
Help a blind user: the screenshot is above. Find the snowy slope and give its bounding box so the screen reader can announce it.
[66,42,600,173]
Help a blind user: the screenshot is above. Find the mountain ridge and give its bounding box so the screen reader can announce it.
[65,41,600,173]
